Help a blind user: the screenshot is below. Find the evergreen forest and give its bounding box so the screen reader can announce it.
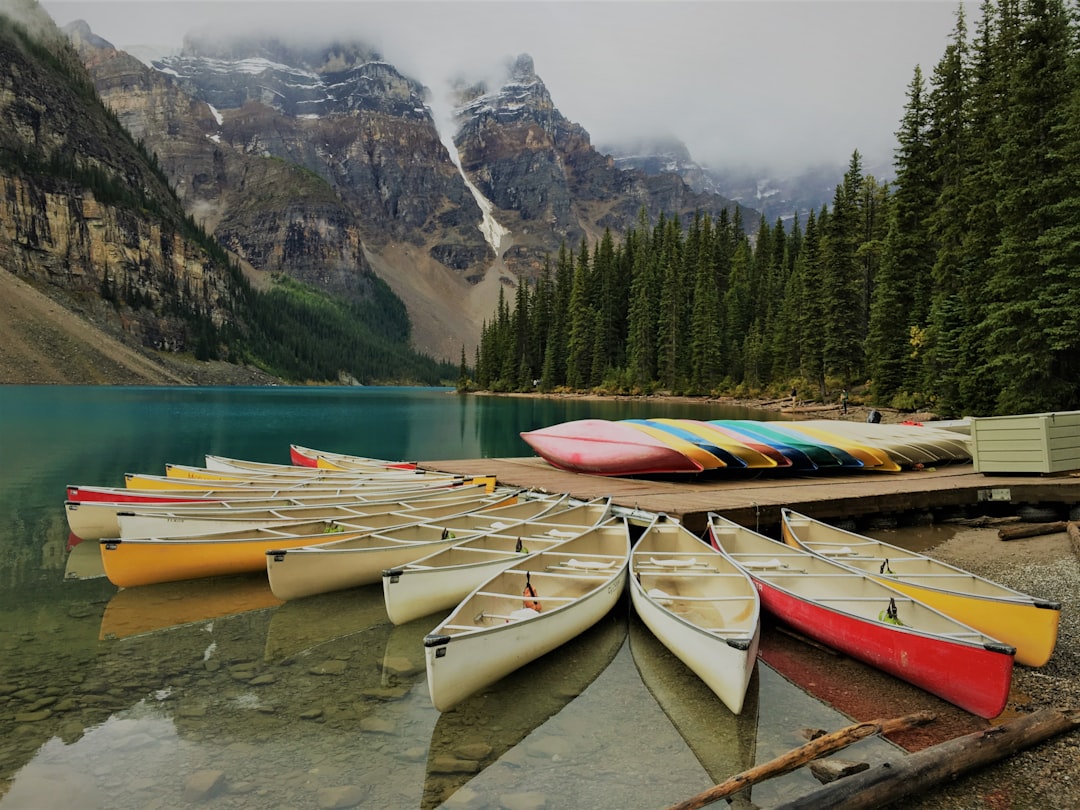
[471,0,1080,418]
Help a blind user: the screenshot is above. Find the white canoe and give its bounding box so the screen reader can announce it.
[203,453,409,475]
[289,444,418,470]
[382,497,615,625]
[630,516,760,715]
[66,482,501,541]
[265,494,577,600]
[114,486,521,539]
[423,518,632,712]
[780,508,1061,667]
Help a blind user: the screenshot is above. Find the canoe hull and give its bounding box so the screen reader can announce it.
[708,515,1015,719]
[780,509,1061,668]
[423,521,631,711]
[752,579,1013,719]
[520,419,703,475]
[629,519,760,715]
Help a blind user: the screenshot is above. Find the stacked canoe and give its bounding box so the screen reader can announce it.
[520,418,971,475]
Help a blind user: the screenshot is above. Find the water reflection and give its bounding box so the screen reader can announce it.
[99,575,283,640]
[422,604,627,808]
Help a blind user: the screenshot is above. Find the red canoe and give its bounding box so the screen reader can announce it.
[520,419,704,475]
[707,513,1015,719]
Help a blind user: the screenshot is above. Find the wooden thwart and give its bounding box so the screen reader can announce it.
[666,711,935,810]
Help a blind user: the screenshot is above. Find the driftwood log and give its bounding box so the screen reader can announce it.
[665,712,935,810]
[773,707,1080,810]
[998,521,1066,541]
[1068,521,1080,557]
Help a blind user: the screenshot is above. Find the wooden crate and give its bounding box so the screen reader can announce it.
[970,411,1080,474]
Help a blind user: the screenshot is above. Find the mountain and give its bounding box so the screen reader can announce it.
[602,136,895,226]
[3,1,755,376]
[453,55,755,275]
[76,33,755,358]
[0,1,456,386]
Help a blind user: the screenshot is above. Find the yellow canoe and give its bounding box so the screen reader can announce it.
[781,508,1061,667]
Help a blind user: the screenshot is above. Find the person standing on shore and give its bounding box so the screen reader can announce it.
[840,388,848,415]
[790,386,797,409]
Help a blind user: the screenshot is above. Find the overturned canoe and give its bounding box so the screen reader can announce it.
[520,419,704,475]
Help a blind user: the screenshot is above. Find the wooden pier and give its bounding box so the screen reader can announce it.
[422,457,1080,535]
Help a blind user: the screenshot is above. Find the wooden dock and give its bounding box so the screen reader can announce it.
[421,457,1080,535]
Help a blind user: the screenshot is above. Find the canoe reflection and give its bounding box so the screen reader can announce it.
[422,605,627,809]
[628,613,758,792]
[64,538,107,581]
[99,575,282,640]
[263,584,389,663]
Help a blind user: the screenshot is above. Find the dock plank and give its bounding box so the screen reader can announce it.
[421,458,1080,534]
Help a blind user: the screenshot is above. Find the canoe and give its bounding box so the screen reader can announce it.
[290,444,418,471]
[161,462,458,484]
[203,453,412,475]
[265,494,580,600]
[520,419,704,475]
[423,518,632,711]
[113,486,520,539]
[121,471,495,492]
[793,420,972,467]
[66,481,500,540]
[780,508,1061,667]
[424,607,626,808]
[650,419,785,469]
[629,516,760,714]
[623,420,736,469]
[770,424,902,472]
[382,497,616,625]
[707,513,1015,719]
[706,421,820,470]
[102,493,533,588]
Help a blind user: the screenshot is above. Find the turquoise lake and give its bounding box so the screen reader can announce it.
[0,385,900,809]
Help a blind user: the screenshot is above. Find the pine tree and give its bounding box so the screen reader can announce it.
[984,0,1074,412]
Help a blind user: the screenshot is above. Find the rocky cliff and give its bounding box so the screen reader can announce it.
[0,5,240,355]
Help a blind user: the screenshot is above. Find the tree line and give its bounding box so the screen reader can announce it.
[470,0,1080,418]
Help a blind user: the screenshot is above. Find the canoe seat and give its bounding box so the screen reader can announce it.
[649,556,698,568]
[819,546,856,556]
[647,587,675,605]
[563,558,617,570]
[546,529,579,538]
[740,558,787,570]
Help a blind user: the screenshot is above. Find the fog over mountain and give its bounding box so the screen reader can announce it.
[43,0,976,176]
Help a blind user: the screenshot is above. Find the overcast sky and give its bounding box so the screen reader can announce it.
[41,0,974,174]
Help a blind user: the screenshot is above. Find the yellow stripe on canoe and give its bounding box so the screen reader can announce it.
[779,424,902,472]
[652,418,780,468]
[623,422,726,470]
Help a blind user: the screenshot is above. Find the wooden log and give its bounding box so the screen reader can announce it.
[665,712,935,810]
[1068,521,1080,558]
[998,521,1066,541]
[774,707,1080,810]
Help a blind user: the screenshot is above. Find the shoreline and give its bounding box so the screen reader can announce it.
[469,389,938,426]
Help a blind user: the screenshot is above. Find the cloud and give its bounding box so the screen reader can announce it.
[41,0,972,173]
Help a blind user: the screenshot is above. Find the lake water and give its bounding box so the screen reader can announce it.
[0,385,901,809]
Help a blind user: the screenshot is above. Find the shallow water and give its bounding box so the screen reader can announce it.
[1,386,908,809]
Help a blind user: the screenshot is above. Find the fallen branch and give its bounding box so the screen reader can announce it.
[665,711,935,810]
[773,707,1080,810]
[998,521,1066,541]
[1068,521,1080,558]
